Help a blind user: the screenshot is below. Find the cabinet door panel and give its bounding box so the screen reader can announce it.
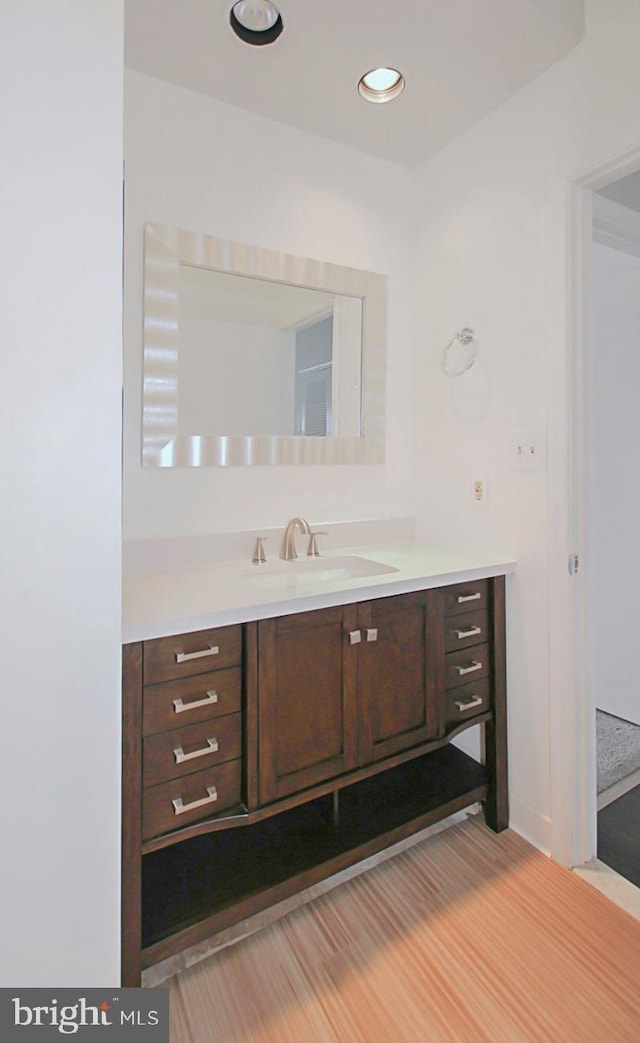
[258,607,358,803]
[275,628,343,776]
[368,606,425,741]
[358,591,441,764]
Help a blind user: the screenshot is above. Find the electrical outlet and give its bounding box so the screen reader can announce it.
[472,477,487,505]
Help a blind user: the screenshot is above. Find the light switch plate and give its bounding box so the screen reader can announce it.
[512,429,546,471]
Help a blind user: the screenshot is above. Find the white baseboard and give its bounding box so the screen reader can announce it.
[508,794,552,855]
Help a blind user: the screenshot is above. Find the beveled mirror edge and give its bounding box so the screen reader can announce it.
[142,222,386,467]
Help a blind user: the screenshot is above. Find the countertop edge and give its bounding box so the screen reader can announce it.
[122,554,516,644]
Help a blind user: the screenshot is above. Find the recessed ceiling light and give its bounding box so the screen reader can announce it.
[229,1,283,46]
[358,67,406,104]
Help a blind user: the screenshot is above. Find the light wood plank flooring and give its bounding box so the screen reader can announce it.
[167,815,640,1042]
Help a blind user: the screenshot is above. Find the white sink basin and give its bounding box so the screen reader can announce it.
[246,555,399,590]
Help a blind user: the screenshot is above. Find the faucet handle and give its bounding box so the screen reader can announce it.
[252,535,268,564]
[307,530,328,557]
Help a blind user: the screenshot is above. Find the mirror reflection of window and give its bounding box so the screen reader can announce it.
[294,315,333,436]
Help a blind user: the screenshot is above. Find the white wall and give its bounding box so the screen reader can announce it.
[412,0,640,854]
[589,236,640,725]
[123,71,416,539]
[0,1,123,985]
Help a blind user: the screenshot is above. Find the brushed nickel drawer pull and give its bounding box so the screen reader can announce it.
[457,592,481,603]
[455,625,482,640]
[349,630,362,645]
[173,690,218,714]
[175,644,219,663]
[455,660,482,676]
[172,786,218,815]
[173,737,219,764]
[454,694,484,712]
[366,628,378,642]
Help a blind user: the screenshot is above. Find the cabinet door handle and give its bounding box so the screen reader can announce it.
[365,628,378,642]
[457,592,481,603]
[172,786,218,815]
[454,625,482,640]
[348,630,362,645]
[173,737,219,764]
[454,694,484,712]
[455,659,482,676]
[173,690,218,714]
[175,644,219,663]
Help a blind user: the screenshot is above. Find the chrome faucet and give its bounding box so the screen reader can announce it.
[280,517,310,560]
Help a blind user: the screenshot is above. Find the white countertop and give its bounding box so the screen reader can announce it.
[122,542,516,643]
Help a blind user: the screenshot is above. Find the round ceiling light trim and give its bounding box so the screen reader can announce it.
[229,1,283,46]
[358,67,406,104]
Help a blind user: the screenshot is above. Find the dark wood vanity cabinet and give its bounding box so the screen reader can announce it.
[357,591,442,765]
[121,576,507,986]
[256,605,359,804]
[256,592,442,804]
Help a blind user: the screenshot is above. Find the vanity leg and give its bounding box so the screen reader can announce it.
[484,576,509,832]
[121,642,143,987]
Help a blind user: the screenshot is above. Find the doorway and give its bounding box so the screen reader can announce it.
[546,145,640,891]
[588,173,640,887]
[558,154,640,888]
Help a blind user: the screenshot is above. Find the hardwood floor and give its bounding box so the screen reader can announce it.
[598,784,640,888]
[166,815,640,1042]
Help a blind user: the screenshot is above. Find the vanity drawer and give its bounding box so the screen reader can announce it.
[143,712,242,788]
[444,642,490,689]
[445,679,491,727]
[142,759,242,841]
[444,580,488,617]
[142,667,242,736]
[144,625,242,685]
[444,610,489,653]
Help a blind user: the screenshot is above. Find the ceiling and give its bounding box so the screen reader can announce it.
[125,0,585,168]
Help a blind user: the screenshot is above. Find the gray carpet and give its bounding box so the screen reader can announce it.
[596,710,640,793]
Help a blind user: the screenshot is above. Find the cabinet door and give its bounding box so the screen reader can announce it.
[357,590,443,764]
[258,605,359,804]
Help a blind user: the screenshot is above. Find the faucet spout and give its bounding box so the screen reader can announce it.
[280,517,310,561]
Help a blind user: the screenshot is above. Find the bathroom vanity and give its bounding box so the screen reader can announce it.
[121,544,513,986]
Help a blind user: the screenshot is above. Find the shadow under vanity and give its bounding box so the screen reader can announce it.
[121,569,508,987]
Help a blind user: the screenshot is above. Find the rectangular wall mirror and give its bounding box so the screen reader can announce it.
[142,223,386,466]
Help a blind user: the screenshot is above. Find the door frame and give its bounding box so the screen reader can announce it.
[548,144,640,868]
